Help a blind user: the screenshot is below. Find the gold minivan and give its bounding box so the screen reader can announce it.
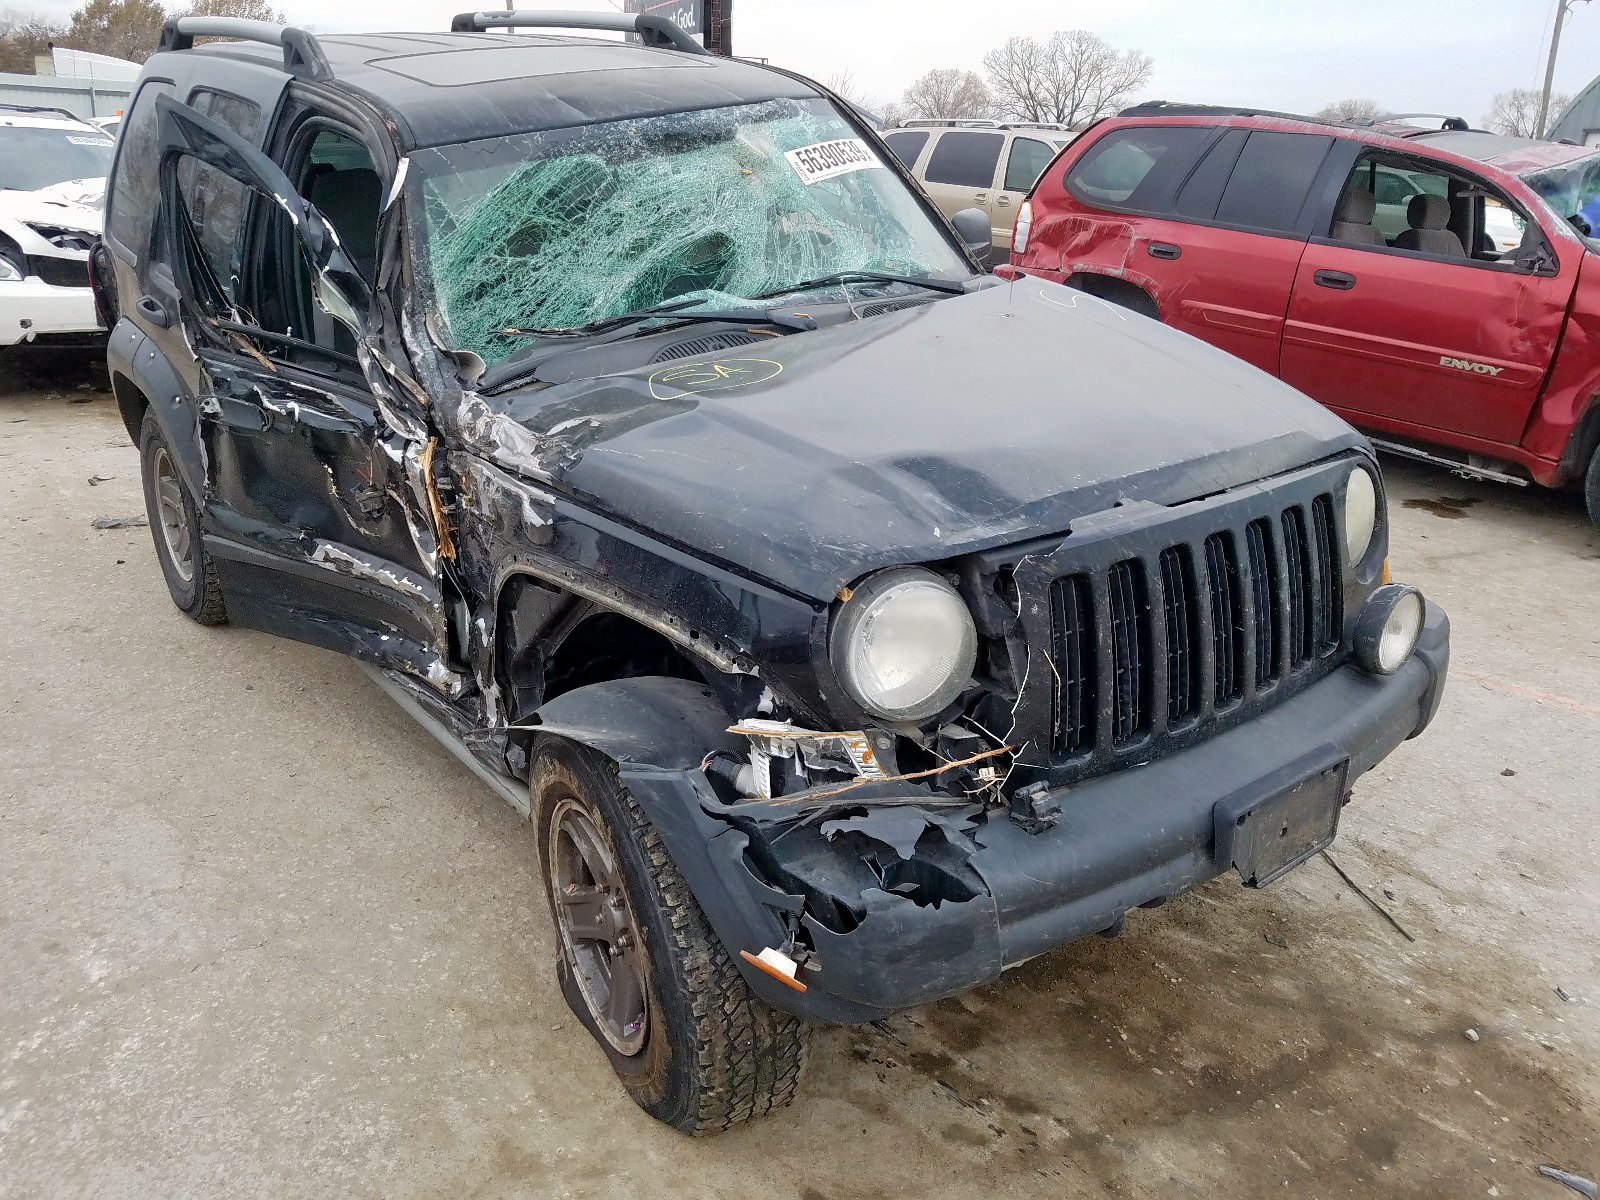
[883,120,1075,263]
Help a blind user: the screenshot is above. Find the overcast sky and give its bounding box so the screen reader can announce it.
[24,0,1600,124]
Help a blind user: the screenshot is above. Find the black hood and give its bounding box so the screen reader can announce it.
[488,279,1364,600]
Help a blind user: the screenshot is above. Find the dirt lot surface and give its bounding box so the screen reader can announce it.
[3,379,1597,1200]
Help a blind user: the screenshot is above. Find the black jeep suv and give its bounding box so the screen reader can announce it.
[94,11,1450,1134]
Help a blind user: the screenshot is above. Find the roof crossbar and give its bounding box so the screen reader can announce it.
[156,16,332,81]
[449,9,707,55]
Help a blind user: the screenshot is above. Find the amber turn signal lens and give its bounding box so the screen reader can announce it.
[740,948,808,993]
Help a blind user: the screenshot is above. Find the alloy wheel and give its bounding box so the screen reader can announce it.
[151,446,193,583]
[548,794,649,1056]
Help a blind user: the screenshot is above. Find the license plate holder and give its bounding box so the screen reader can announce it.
[1214,751,1348,888]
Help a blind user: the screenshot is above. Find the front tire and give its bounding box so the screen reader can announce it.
[531,740,808,1134]
[139,415,226,625]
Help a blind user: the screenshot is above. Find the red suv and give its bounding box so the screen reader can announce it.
[1005,103,1600,526]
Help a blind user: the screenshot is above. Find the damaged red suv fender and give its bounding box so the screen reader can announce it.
[101,16,1449,1133]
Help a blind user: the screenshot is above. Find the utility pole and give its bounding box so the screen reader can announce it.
[1538,0,1589,138]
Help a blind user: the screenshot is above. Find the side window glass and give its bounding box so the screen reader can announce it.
[171,150,249,320]
[1365,164,1448,242]
[1175,129,1247,220]
[105,78,175,252]
[190,90,261,142]
[1213,131,1334,233]
[1065,125,1212,211]
[923,132,1004,189]
[1003,137,1055,193]
[883,130,930,168]
[1372,166,1419,207]
[174,91,264,312]
[1482,195,1528,255]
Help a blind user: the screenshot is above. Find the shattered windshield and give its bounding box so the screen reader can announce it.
[0,127,114,193]
[414,97,972,365]
[1521,152,1600,232]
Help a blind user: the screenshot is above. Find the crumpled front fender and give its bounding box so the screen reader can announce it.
[521,676,893,1021]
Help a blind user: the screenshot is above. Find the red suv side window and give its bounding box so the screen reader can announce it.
[1212,132,1333,233]
[1064,125,1212,213]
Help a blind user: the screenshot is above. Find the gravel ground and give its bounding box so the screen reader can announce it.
[2,380,1597,1200]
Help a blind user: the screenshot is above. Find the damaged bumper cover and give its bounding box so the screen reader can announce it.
[1,276,102,346]
[618,604,1449,1024]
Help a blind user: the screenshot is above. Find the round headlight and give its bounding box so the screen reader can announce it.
[830,569,978,722]
[1344,466,1379,565]
[1353,584,1424,675]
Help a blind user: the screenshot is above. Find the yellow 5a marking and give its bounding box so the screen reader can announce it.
[648,357,783,399]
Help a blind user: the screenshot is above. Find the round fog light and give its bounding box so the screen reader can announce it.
[1353,585,1425,675]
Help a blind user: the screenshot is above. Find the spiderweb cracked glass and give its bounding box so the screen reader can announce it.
[424,100,959,364]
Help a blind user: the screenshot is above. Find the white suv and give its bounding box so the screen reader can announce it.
[0,105,115,347]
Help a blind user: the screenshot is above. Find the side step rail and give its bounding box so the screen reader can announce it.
[1368,438,1530,487]
[359,663,529,816]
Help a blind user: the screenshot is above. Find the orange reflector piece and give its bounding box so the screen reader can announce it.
[740,948,808,993]
[1381,558,1392,584]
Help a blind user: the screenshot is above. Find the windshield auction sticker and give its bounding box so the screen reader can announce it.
[784,139,883,185]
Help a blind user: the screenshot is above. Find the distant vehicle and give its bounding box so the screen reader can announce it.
[883,120,1075,262]
[1008,102,1600,526]
[0,104,114,348]
[89,114,123,139]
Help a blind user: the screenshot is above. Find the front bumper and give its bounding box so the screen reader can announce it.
[634,601,1449,1024]
[1,277,101,346]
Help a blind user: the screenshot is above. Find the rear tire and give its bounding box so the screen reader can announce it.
[139,415,226,625]
[1586,444,1600,528]
[531,740,808,1134]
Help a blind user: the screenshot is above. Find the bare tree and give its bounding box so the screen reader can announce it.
[1315,98,1384,122]
[60,0,167,62]
[877,99,906,129]
[1487,87,1571,137]
[901,68,992,121]
[178,0,284,19]
[983,30,1151,126]
[823,71,865,106]
[0,8,67,73]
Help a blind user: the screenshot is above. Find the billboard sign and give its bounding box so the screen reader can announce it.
[625,0,703,38]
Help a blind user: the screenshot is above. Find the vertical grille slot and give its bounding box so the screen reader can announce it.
[1049,574,1096,755]
[1204,532,1244,704]
[1160,546,1200,723]
[1282,507,1315,666]
[1107,560,1151,745]
[1245,519,1278,688]
[1311,494,1343,653]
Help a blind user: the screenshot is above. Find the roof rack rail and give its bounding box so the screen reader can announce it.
[897,118,1002,129]
[1119,100,1314,122]
[0,102,89,123]
[450,10,707,55]
[157,16,331,80]
[1366,112,1473,132]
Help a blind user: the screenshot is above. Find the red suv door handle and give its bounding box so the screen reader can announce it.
[1313,270,1357,291]
[1148,242,1182,260]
